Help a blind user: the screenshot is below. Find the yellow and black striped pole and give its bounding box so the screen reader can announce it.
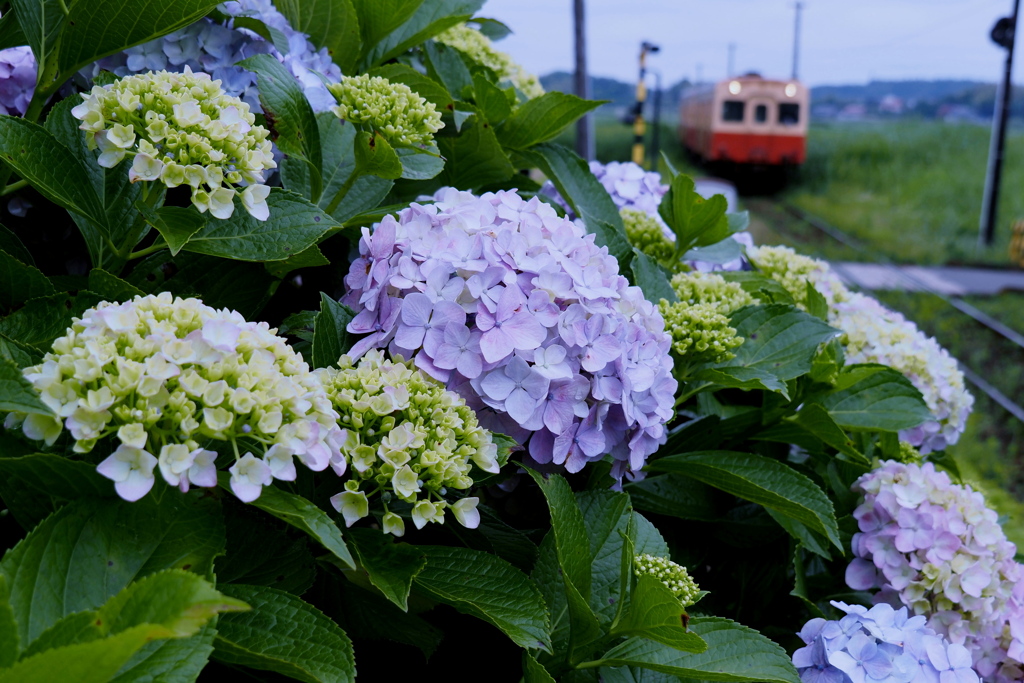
[632,42,659,167]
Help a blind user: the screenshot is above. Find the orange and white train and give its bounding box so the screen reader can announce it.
[679,74,808,168]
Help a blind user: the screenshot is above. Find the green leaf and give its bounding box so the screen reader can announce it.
[0,10,28,52]
[599,665,679,683]
[522,143,631,266]
[108,623,216,683]
[812,364,932,432]
[0,291,104,350]
[423,39,474,99]
[720,304,840,382]
[20,611,101,659]
[216,504,317,595]
[312,292,354,369]
[524,651,557,683]
[0,248,54,310]
[331,581,442,659]
[137,204,207,257]
[275,0,361,74]
[349,528,426,611]
[0,453,112,530]
[581,617,800,683]
[0,117,106,225]
[362,0,483,68]
[0,356,52,417]
[0,223,34,267]
[626,474,721,522]
[0,625,179,683]
[351,0,423,62]
[524,471,591,593]
[214,584,354,683]
[690,366,788,397]
[218,475,355,570]
[680,236,743,266]
[0,575,17,666]
[239,54,322,198]
[805,281,829,321]
[230,16,291,54]
[413,545,551,651]
[473,73,513,124]
[369,64,453,110]
[0,333,43,369]
[182,189,337,262]
[792,403,864,461]
[0,494,225,648]
[766,509,833,560]
[57,0,223,78]
[436,112,514,190]
[10,0,64,77]
[498,92,604,150]
[658,174,730,253]
[353,130,404,180]
[97,569,248,639]
[86,269,145,303]
[397,145,445,180]
[265,244,330,279]
[647,451,841,551]
[630,249,676,304]
[611,576,707,653]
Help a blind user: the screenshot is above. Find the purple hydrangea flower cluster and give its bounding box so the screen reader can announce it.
[87,0,341,112]
[846,461,1024,682]
[341,188,677,480]
[794,601,979,683]
[0,46,37,116]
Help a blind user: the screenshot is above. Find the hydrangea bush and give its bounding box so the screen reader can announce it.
[0,1,1002,681]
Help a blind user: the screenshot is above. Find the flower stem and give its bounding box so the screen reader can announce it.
[126,241,168,261]
[322,171,360,217]
[0,179,28,196]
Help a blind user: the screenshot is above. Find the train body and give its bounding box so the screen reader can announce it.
[679,75,808,167]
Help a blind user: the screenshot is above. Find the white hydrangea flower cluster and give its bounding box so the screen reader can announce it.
[748,245,973,452]
[88,0,342,113]
[634,553,701,606]
[71,68,276,221]
[847,461,1024,682]
[316,350,499,536]
[327,74,444,148]
[6,294,345,504]
[434,23,545,100]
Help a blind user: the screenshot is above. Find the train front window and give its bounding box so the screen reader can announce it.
[779,103,800,125]
[754,104,767,123]
[722,100,745,122]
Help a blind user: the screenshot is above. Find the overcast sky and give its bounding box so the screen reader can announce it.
[481,0,1017,87]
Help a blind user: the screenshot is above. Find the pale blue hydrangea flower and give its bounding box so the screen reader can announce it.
[0,46,37,116]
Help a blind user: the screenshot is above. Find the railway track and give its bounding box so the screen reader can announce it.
[746,198,1024,424]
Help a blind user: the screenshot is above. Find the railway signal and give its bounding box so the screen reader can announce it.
[979,0,1021,247]
[631,41,659,167]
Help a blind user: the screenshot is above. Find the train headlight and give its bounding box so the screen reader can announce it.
[728,80,741,95]
[785,83,797,97]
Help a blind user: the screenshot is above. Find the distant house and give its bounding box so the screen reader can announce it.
[937,104,987,124]
[878,95,904,114]
[836,103,867,121]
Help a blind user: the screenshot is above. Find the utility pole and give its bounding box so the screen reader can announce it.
[631,41,659,167]
[980,0,1021,247]
[573,0,594,160]
[792,2,803,80]
[727,43,736,77]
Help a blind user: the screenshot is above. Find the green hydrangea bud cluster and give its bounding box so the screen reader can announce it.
[658,273,753,367]
[746,245,850,310]
[434,23,545,100]
[623,208,675,266]
[897,441,924,464]
[670,271,754,314]
[316,350,500,537]
[6,293,344,504]
[634,554,701,606]
[327,74,444,147]
[71,67,276,221]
